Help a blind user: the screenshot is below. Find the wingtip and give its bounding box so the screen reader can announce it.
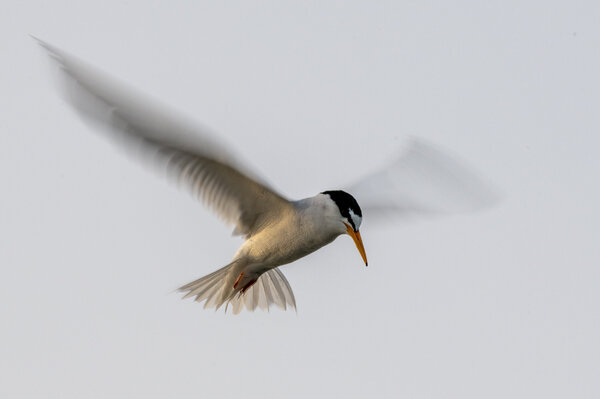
[30,36,63,61]
[30,34,48,48]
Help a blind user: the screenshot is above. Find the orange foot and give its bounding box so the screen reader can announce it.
[233,272,244,289]
[233,272,257,293]
[240,279,257,294]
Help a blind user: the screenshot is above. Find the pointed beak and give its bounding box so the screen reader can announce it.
[345,223,368,266]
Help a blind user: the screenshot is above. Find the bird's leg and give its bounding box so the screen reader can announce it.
[233,271,258,293]
[240,279,257,294]
[233,272,244,289]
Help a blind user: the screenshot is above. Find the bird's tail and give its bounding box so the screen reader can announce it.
[178,262,296,314]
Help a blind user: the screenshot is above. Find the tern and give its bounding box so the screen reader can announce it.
[36,39,496,313]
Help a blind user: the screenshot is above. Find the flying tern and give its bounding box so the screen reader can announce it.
[35,39,496,313]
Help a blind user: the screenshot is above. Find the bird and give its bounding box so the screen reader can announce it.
[35,38,497,314]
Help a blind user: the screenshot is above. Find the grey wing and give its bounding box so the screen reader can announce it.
[36,38,292,237]
[346,139,499,221]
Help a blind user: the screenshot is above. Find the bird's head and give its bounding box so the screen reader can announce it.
[321,190,368,266]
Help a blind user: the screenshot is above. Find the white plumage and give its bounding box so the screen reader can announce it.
[36,38,496,313]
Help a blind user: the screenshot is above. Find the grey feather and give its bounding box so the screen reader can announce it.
[35,38,292,238]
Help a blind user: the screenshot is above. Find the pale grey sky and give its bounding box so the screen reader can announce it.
[2,1,599,398]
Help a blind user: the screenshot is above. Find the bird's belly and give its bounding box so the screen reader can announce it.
[244,223,338,268]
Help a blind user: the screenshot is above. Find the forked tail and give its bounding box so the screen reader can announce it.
[178,262,296,314]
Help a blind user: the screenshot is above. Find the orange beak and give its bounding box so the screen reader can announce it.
[345,223,368,266]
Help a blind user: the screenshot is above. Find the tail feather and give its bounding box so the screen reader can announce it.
[226,267,296,314]
[178,264,296,314]
[271,268,297,309]
[181,267,225,300]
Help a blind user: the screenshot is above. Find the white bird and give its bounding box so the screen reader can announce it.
[35,38,496,314]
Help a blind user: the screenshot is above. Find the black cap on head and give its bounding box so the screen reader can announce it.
[321,190,362,231]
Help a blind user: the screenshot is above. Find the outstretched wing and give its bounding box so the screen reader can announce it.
[36,38,292,237]
[346,139,499,221]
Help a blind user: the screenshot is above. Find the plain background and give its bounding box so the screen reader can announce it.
[2,2,599,398]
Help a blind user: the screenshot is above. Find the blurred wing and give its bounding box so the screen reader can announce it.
[35,38,291,237]
[346,139,499,221]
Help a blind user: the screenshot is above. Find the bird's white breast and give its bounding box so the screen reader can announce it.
[239,194,346,269]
